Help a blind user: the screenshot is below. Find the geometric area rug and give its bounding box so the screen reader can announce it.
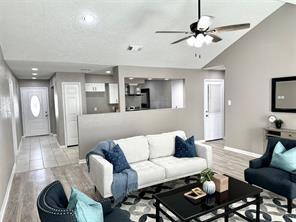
[118,175,296,222]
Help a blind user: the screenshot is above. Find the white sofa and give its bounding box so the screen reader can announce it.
[89,131,212,198]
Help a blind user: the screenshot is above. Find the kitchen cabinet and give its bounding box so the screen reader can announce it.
[85,83,105,92]
[108,83,119,104]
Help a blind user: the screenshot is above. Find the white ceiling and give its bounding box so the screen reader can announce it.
[0,0,287,79]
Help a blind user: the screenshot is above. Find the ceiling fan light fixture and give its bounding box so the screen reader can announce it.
[194,33,204,48]
[204,35,214,45]
[186,36,196,47]
[197,16,213,31]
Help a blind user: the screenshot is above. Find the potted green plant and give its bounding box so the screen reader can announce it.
[200,168,216,195]
[274,119,284,129]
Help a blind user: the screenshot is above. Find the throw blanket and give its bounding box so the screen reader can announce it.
[86,140,138,203]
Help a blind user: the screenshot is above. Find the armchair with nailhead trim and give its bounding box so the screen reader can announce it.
[37,180,131,222]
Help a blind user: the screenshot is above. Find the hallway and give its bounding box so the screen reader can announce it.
[16,135,79,173]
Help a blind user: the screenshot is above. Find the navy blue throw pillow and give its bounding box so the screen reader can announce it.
[174,136,197,158]
[102,144,130,173]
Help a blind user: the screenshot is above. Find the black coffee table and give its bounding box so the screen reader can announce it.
[153,175,263,222]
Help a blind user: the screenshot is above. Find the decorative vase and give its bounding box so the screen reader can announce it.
[202,181,216,195]
[275,122,282,129]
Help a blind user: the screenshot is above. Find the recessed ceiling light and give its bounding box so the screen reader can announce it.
[83,15,95,23]
[105,70,111,74]
[32,73,38,76]
[32,68,38,71]
[148,78,152,80]
[32,77,37,80]
[164,78,169,81]
[129,77,134,80]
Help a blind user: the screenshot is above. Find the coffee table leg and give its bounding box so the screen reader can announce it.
[155,200,160,222]
[224,206,229,222]
[255,195,261,222]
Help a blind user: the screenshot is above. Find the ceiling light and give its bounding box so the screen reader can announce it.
[204,35,213,45]
[82,15,95,23]
[194,34,205,48]
[32,68,38,71]
[105,70,111,74]
[164,78,169,81]
[186,36,195,47]
[148,78,152,80]
[32,77,37,80]
[129,77,134,80]
[32,73,38,76]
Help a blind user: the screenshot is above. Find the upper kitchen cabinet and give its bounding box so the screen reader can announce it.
[85,83,105,92]
[108,83,119,104]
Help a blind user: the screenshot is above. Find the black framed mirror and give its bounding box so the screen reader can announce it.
[272,76,296,113]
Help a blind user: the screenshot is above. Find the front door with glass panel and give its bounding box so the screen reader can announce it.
[204,79,224,141]
[21,87,50,136]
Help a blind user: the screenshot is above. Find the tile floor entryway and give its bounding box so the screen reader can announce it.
[16,135,79,173]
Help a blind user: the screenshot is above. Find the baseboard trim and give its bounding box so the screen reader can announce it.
[79,159,86,164]
[0,163,16,222]
[224,146,262,158]
[56,139,66,149]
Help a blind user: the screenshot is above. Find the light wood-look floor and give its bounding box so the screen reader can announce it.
[3,140,259,221]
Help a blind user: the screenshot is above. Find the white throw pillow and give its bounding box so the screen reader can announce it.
[114,136,149,164]
[147,131,186,159]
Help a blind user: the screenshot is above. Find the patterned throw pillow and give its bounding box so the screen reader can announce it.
[174,136,197,158]
[103,144,130,173]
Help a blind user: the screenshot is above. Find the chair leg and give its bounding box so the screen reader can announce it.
[287,198,292,213]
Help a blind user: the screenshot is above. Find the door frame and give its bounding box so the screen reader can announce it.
[203,79,225,141]
[20,87,51,137]
[62,82,82,147]
[9,79,18,156]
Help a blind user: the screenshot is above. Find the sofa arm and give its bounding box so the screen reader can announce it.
[249,152,269,169]
[195,141,212,168]
[89,155,113,198]
[291,170,296,183]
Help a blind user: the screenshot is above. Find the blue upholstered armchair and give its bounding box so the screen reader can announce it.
[244,137,296,213]
[37,180,131,222]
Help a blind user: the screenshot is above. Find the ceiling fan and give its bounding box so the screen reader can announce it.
[155,0,251,48]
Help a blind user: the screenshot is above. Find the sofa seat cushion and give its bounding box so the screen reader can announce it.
[245,167,296,199]
[151,156,207,179]
[114,136,149,164]
[147,131,186,159]
[130,161,166,187]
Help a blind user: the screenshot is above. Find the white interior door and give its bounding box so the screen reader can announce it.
[62,82,82,146]
[204,79,224,141]
[21,87,50,137]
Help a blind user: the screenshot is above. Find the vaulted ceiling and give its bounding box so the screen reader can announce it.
[0,0,289,79]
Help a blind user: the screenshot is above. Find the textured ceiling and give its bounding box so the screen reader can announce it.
[0,0,285,79]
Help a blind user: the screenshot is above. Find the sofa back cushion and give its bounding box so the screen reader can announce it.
[147,131,187,159]
[114,136,149,163]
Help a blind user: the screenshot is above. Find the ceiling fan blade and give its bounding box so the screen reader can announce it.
[206,33,222,43]
[171,35,193,44]
[209,23,250,33]
[155,31,191,34]
[197,15,214,31]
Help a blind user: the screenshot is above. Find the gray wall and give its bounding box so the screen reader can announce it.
[0,46,21,212]
[206,4,296,154]
[78,66,224,159]
[85,74,116,114]
[51,72,87,146]
[142,80,172,109]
